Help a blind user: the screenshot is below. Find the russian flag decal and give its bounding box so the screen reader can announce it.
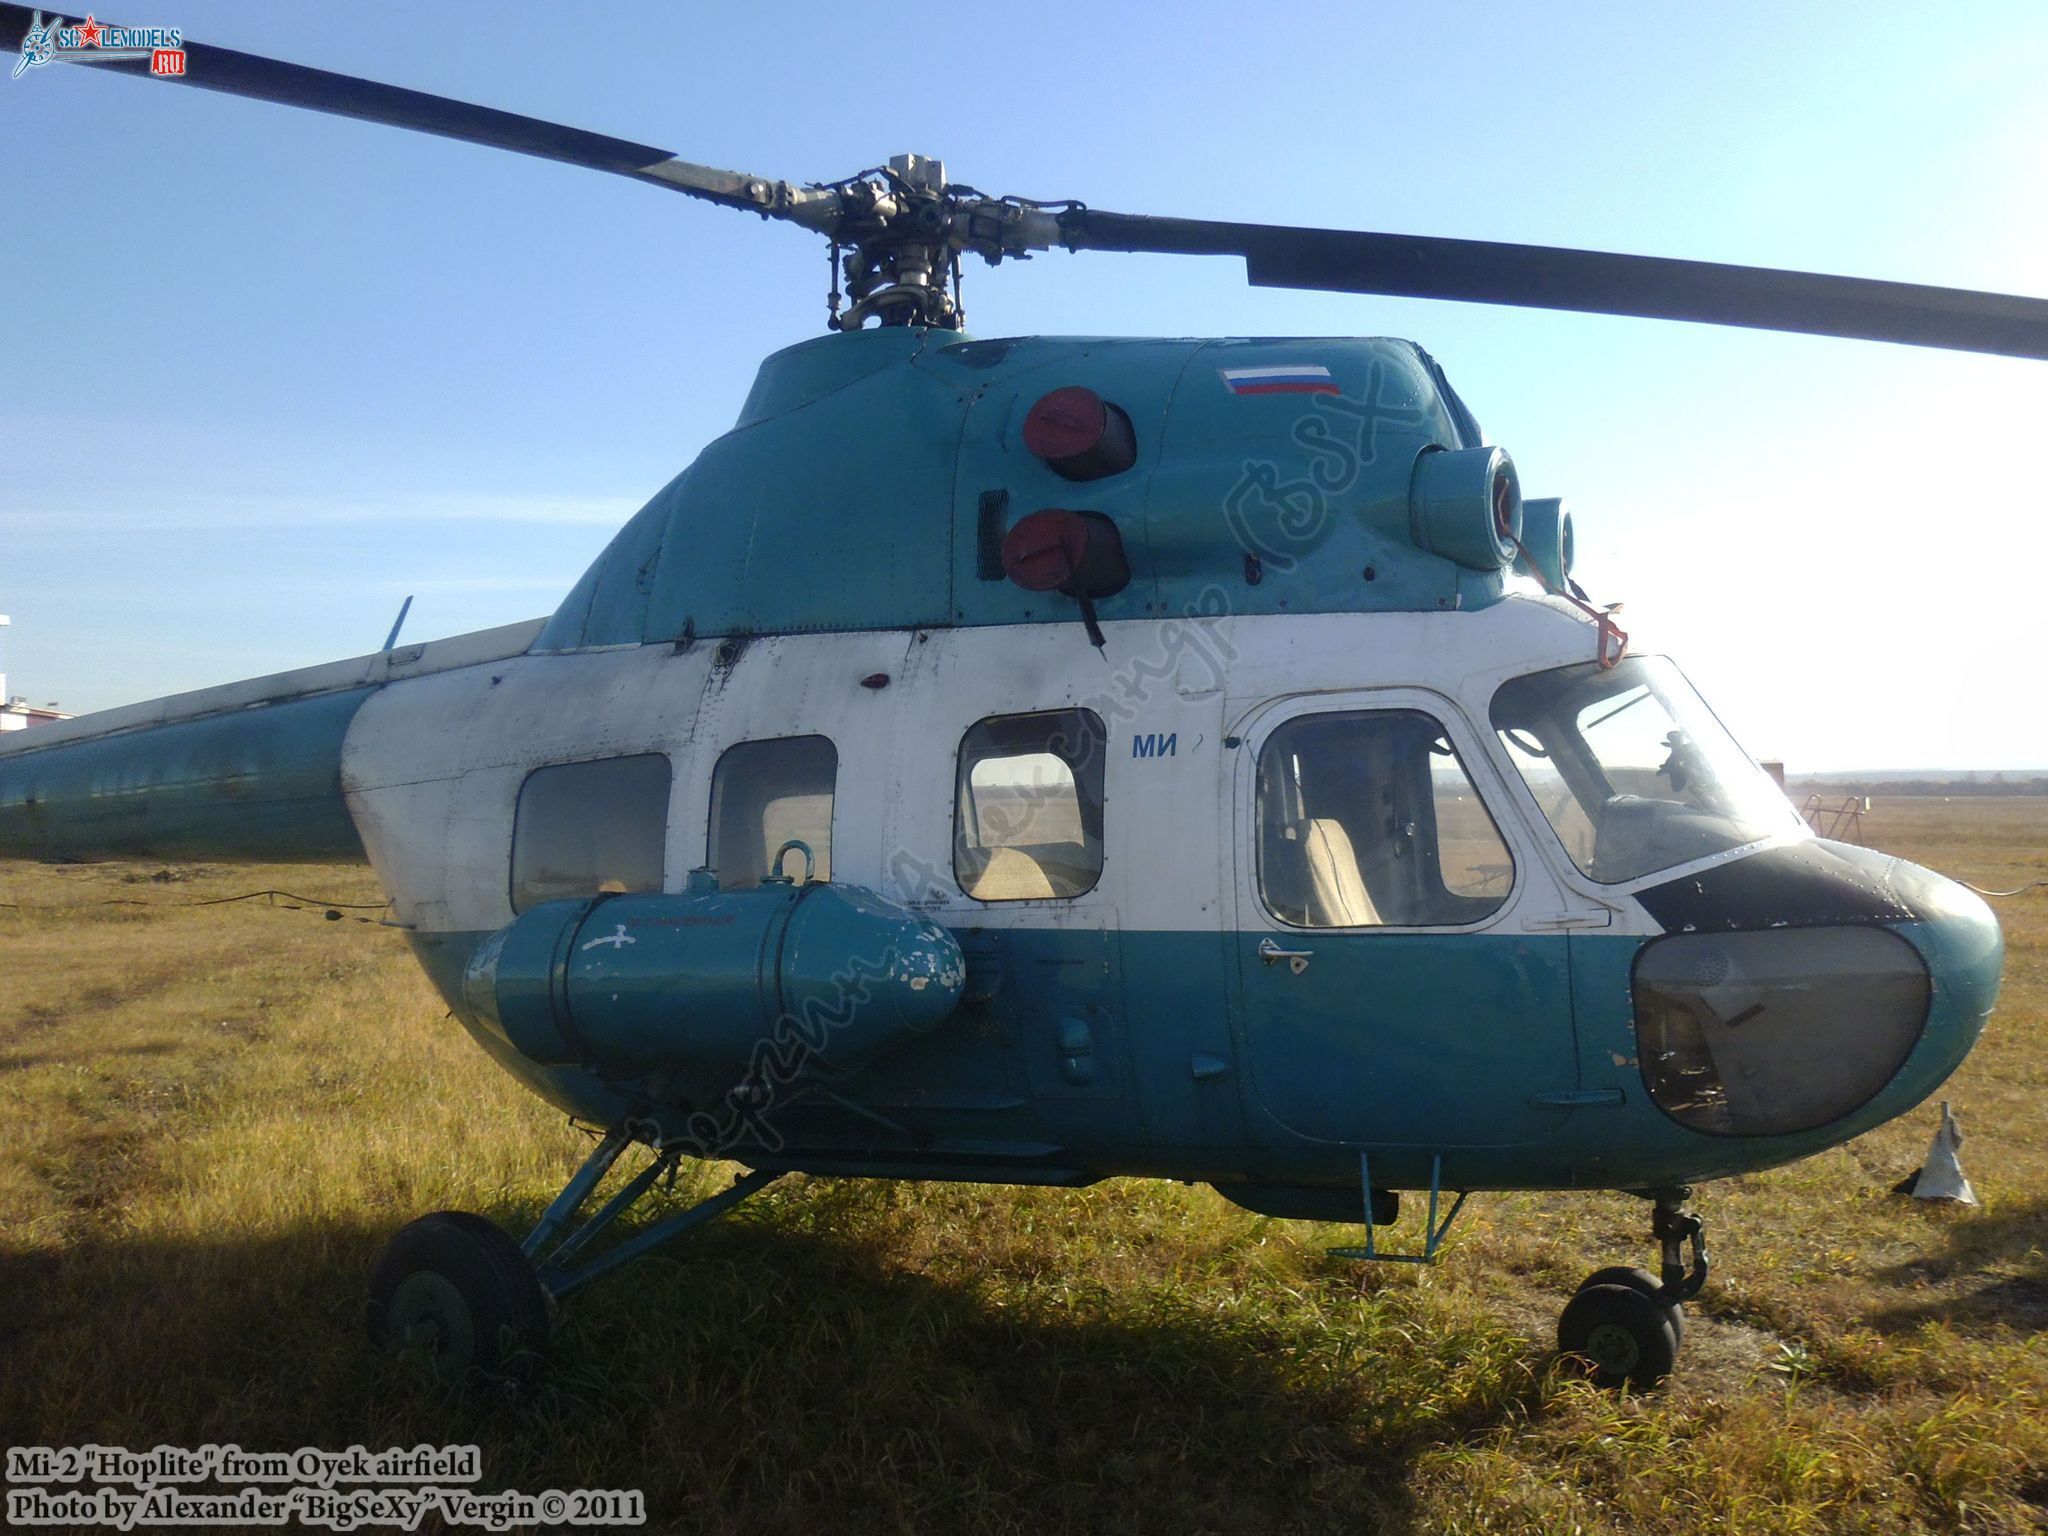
[1219,364,1338,396]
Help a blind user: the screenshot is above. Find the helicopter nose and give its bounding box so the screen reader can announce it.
[1630,845,2001,1139]
[1881,858,2004,1099]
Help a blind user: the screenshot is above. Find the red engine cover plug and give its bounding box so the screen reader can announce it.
[1021,387,1138,482]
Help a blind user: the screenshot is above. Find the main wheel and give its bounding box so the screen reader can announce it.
[1576,1264,1684,1345]
[1558,1282,1679,1389]
[367,1211,551,1386]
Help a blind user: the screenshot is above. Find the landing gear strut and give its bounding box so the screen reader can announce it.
[1558,1187,1708,1389]
[368,1128,782,1385]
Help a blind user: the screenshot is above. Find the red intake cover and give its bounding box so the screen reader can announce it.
[1021,387,1109,463]
[1000,508,1091,592]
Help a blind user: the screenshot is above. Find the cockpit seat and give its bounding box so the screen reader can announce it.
[1304,817,1382,927]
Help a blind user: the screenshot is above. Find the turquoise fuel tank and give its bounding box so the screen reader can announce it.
[461,879,965,1078]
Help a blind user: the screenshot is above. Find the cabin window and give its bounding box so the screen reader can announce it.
[1257,710,1512,928]
[708,735,837,889]
[955,709,1106,901]
[510,753,672,914]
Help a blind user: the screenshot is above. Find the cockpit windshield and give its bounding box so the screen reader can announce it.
[1489,656,1803,885]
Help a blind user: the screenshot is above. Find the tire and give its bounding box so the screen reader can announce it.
[1558,1282,1680,1390]
[1576,1264,1684,1345]
[367,1211,551,1386]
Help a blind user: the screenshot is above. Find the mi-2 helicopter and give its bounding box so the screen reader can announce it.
[1,7,2037,1391]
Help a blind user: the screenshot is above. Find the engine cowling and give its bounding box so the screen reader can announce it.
[461,879,965,1079]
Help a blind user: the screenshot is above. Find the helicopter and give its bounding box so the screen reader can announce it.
[1,8,2038,1393]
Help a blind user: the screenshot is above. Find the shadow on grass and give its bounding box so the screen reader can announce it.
[0,1040,177,1076]
[0,1195,1546,1536]
[1867,1195,2048,1336]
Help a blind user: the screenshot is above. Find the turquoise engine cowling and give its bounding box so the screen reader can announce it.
[461,881,965,1079]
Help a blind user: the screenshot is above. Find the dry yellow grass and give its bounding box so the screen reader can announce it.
[1,799,2043,1534]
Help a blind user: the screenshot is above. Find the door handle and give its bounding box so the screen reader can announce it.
[1257,937,1313,974]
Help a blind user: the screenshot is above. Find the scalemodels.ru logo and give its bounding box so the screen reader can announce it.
[13,11,186,80]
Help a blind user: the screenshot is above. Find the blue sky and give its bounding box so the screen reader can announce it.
[3,1,2045,770]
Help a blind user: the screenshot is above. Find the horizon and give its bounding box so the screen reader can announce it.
[1790,768,2048,783]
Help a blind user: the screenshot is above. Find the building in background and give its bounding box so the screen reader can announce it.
[0,614,73,731]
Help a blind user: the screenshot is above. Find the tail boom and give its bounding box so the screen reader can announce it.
[0,619,542,864]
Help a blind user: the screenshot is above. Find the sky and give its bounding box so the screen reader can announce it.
[3,0,2045,771]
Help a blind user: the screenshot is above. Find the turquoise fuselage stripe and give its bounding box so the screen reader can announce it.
[406,913,1999,1195]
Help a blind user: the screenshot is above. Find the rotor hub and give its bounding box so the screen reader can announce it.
[827,155,964,330]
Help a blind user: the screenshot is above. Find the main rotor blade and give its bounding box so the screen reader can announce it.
[1061,210,2048,361]
[0,5,832,224]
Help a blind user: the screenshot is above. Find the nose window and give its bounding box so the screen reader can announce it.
[1632,926,1929,1137]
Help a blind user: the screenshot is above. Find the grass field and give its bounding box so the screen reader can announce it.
[2,799,2044,1534]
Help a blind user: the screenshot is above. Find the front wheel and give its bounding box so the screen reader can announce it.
[1576,1264,1684,1345]
[1558,1281,1679,1390]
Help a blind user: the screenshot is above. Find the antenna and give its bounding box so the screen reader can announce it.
[382,596,414,653]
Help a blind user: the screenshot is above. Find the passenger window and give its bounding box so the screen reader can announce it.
[511,753,671,914]
[708,735,836,889]
[1257,710,1511,928]
[955,710,1106,901]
